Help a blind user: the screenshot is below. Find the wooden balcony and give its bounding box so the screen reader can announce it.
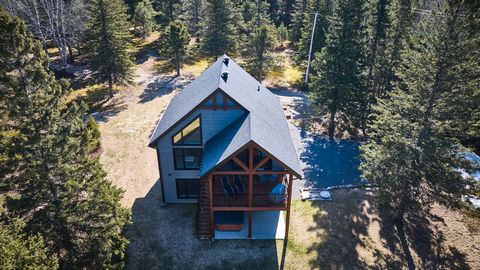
[213,194,287,208]
[211,174,289,210]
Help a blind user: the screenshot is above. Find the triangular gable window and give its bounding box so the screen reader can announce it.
[200,91,240,110]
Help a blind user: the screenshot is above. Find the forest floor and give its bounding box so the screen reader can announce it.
[69,33,480,269]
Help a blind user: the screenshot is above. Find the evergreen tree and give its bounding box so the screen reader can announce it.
[0,218,58,269]
[201,0,240,57]
[164,21,190,76]
[181,0,202,38]
[361,3,479,222]
[244,25,277,81]
[125,0,140,15]
[290,0,308,42]
[365,0,390,99]
[294,0,330,65]
[153,0,181,25]
[268,0,281,25]
[0,9,130,269]
[380,0,412,95]
[277,23,289,46]
[279,0,296,26]
[85,0,134,98]
[241,0,277,81]
[309,0,368,138]
[133,0,156,38]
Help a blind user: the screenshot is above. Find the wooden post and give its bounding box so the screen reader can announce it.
[209,174,214,238]
[248,174,253,238]
[248,144,254,238]
[285,174,293,239]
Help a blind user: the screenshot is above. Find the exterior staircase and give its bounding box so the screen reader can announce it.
[197,178,213,239]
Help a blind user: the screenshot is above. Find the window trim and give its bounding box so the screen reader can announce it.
[171,116,202,146]
[176,178,200,199]
[173,148,202,170]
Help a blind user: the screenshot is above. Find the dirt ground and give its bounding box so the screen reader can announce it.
[93,37,480,269]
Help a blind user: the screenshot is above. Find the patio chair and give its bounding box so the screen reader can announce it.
[269,183,286,204]
[234,175,246,194]
[221,176,234,196]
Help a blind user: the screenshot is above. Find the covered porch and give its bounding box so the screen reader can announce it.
[197,142,298,239]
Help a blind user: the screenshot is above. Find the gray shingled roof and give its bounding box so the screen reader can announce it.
[149,55,302,178]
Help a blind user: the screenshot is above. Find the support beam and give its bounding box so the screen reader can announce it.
[253,156,270,171]
[248,173,253,238]
[209,174,214,238]
[248,144,253,238]
[211,170,287,175]
[222,94,226,110]
[232,156,249,172]
[285,174,293,239]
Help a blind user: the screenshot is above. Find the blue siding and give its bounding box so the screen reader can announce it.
[157,107,246,203]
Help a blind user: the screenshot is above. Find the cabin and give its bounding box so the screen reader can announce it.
[148,55,302,239]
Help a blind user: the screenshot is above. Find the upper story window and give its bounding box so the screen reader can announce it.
[172,117,202,145]
[200,91,240,111]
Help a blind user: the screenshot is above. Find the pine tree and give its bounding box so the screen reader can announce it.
[241,0,277,81]
[361,3,479,221]
[133,0,156,38]
[181,0,202,38]
[365,0,390,99]
[153,0,181,24]
[290,0,308,42]
[0,217,58,269]
[0,9,130,269]
[201,0,240,58]
[268,0,281,26]
[125,0,141,15]
[277,23,289,46]
[245,25,277,81]
[279,0,296,26]
[164,21,190,76]
[294,0,330,65]
[380,0,412,95]
[308,0,368,138]
[85,0,134,98]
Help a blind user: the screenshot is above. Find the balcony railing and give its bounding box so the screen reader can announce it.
[212,194,287,208]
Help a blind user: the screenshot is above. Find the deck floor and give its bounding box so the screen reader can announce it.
[214,211,285,240]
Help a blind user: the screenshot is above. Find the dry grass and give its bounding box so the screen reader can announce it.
[182,59,210,77]
[264,52,303,87]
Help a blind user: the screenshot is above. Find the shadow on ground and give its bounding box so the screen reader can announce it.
[305,190,470,269]
[126,180,285,270]
[300,133,362,188]
[138,73,193,104]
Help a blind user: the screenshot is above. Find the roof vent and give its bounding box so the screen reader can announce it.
[223,57,230,66]
[257,86,260,91]
[221,71,229,82]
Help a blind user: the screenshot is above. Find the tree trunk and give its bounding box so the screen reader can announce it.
[328,111,335,138]
[67,44,75,64]
[394,210,416,270]
[176,51,181,77]
[108,77,113,98]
